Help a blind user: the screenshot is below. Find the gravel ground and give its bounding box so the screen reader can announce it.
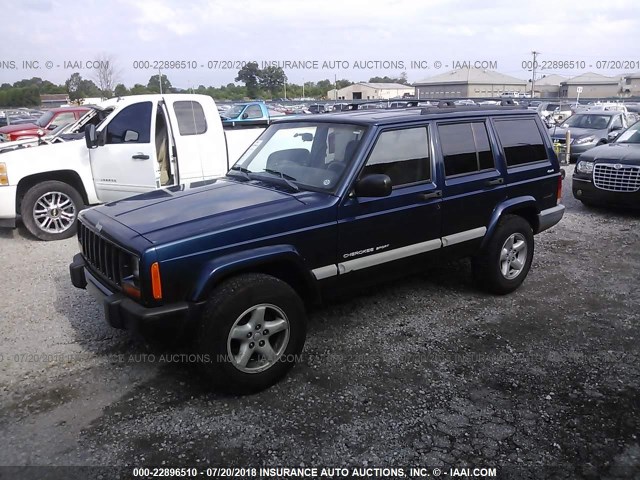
[0,166,639,479]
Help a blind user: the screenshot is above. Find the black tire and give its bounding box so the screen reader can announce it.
[472,215,534,295]
[20,181,84,241]
[196,273,306,393]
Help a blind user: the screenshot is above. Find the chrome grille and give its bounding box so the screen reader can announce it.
[78,222,126,287]
[593,163,640,192]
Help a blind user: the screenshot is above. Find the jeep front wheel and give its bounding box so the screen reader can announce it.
[196,273,306,393]
[20,181,84,241]
[472,215,534,294]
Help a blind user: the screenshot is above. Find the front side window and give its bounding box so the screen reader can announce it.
[105,102,152,144]
[245,105,263,119]
[174,101,207,135]
[361,127,430,187]
[494,118,548,167]
[439,122,495,176]
[234,122,366,192]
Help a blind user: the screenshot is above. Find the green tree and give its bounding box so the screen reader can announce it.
[235,62,261,98]
[65,72,83,100]
[130,84,150,95]
[147,74,172,93]
[114,83,129,96]
[258,66,287,97]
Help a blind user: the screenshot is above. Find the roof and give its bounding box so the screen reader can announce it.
[40,94,69,101]
[414,68,527,86]
[276,106,537,127]
[355,82,414,89]
[535,74,568,86]
[561,72,620,85]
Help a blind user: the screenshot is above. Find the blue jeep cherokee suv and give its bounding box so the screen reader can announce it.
[69,106,565,392]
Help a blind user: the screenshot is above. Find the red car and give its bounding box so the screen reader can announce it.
[0,106,90,142]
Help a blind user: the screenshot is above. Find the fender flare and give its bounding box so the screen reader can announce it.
[481,196,539,250]
[189,244,317,302]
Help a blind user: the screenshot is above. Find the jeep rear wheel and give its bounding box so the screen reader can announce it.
[196,273,306,393]
[20,181,84,241]
[472,215,534,294]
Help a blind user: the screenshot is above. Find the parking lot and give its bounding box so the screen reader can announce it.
[0,167,638,477]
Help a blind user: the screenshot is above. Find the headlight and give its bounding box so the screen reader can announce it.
[576,161,594,174]
[574,136,595,145]
[0,163,8,185]
[122,255,141,299]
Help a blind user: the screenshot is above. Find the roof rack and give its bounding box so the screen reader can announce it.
[420,103,528,115]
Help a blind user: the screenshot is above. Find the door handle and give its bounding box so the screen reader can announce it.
[132,153,150,160]
[418,190,442,200]
[484,178,504,186]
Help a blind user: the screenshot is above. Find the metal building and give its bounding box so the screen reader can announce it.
[326,82,415,101]
[413,68,527,99]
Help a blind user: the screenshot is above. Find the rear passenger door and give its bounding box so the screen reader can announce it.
[491,116,557,210]
[337,125,441,276]
[436,120,506,246]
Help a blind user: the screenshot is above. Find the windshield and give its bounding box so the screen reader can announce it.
[561,114,611,129]
[615,122,640,144]
[223,105,246,119]
[231,122,367,193]
[36,111,54,127]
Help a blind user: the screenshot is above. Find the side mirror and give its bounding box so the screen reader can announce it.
[610,124,622,131]
[85,124,97,149]
[608,131,621,141]
[242,112,249,119]
[354,174,392,198]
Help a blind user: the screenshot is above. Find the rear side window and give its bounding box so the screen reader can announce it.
[174,101,207,135]
[105,101,152,144]
[362,127,430,187]
[438,122,495,177]
[494,118,548,167]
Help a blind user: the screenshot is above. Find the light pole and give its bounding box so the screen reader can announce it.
[531,51,539,98]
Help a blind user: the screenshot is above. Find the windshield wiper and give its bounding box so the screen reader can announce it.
[250,169,299,192]
[227,165,251,181]
[263,168,297,181]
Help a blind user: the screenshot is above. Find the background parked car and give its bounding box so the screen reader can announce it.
[0,106,89,142]
[572,120,640,208]
[550,111,631,162]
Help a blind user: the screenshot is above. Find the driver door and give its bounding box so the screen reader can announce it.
[89,101,158,203]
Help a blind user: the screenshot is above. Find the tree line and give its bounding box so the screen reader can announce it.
[0,67,410,107]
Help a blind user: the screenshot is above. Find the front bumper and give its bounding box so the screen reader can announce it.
[69,253,200,334]
[0,185,18,228]
[572,177,640,208]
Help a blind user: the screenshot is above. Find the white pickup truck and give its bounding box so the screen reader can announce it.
[0,94,264,240]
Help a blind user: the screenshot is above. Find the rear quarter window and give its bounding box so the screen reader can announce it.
[493,118,548,167]
[174,101,207,135]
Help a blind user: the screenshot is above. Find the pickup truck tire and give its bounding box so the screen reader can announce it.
[472,215,534,295]
[20,181,84,241]
[196,273,307,393]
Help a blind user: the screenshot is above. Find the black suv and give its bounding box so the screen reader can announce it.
[70,105,565,392]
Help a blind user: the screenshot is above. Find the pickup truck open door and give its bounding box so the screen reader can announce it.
[89,101,159,203]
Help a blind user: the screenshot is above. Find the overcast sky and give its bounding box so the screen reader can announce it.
[2,0,639,89]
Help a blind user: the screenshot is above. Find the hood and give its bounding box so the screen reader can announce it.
[0,123,39,134]
[550,126,605,140]
[578,143,640,165]
[95,178,319,244]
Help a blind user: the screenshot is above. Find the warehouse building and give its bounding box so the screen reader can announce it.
[621,72,640,97]
[532,74,567,98]
[326,82,415,100]
[413,68,527,99]
[559,72,621,98]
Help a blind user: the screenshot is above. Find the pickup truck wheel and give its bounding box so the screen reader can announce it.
[196,273,306,393]
[20,181,84,241]
[472,215,534,295]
